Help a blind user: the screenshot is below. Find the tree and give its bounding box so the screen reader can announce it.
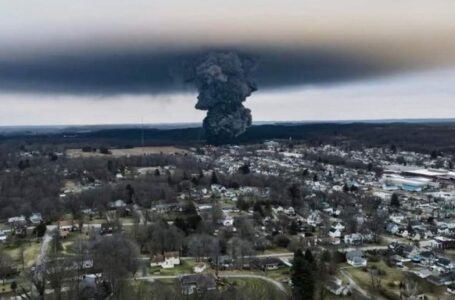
[211,171,219,185]
[400,277,419,299]
[18,159,30,170]
[211,202,224,226]
[238,164,250,175]
[125,184,135,204]
[10,281,17,298]
[291,249,315,300]
[34,222,47,238]
[396,156,407,165]
[92,235,140,299]
[390,144,397,153]
[228,237,255,269]
[369,267,382,291]
[291,249,316,300]
[99,147,111,155]
[46,252,72,300]
[302,169,309,178]
[364,212,386,243]
[273,234,290,248]
[288,183,302,207]
[390,193,400,209]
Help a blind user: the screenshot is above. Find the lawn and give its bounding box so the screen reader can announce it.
[23,242,41,267]
[0,282,13,295]
[0,240,41,267]
[343,260,405,300]
[60,231,89,255]
[265,267,291,282]
[149,260,196,276]
[223,278,289,300]
[86,217,106,225]
[263,247,290,255]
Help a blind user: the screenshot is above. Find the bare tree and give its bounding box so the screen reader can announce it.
[92,234,140,299]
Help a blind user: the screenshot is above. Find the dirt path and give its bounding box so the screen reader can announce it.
[340,269,371,299]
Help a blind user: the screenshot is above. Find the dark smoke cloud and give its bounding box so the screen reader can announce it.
[0,47,384,95]
[183,52,257,144]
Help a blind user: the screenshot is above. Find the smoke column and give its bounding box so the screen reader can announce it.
[185,52,257,144]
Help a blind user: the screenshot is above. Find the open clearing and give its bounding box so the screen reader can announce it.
[66,146,189,158]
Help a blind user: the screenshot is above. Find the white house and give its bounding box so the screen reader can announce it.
[0,231,7,242]
[344,233,364,245]
[29,213,43,225]
[329,228,342,238]
[151,251,180,269]
[325,277,351,296]
[221,213,234,227]
[162,252,180,269]
[332,222,345,231]
[307,211,322,227]
[193,262,207,273]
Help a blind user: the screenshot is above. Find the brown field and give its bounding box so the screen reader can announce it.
[66,146,189,158]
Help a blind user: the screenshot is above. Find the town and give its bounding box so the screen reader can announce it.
[0,139,454,300]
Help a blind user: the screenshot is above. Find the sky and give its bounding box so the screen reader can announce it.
[1,0,454,125]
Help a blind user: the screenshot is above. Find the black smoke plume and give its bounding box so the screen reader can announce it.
[184,52,258,144]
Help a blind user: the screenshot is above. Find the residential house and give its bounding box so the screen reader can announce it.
[29,213,43,225]
[332,222,345,231]
[420,251,437,266]
[344,233,364,245]
[436,257,455,271]
[162,251,180,269]
[57,220,79,238]
[8,216,27,228]
[252,257,282,271]
[150,251,180,269]
[307,211,322,227]
[346,250,367,267]
[329,227,342,239]
[0,231,8,242]
[447,284,455,295]
[193,262,207,273]
[325,277,351,296]
[179,274,217,295]
[386,223,399,235]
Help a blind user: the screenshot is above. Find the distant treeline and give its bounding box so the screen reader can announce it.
[1,122,455,154]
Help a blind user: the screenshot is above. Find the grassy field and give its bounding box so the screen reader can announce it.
[263,247,290,255]
[66,146,189,158]
[223,278,289,300]
[1,240,41,267]
[265,267,291,282]
[60,231,89,255]
[149,260,196,276]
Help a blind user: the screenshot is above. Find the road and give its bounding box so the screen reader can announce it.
[36,225,56,267]
[179,252,294,261]
[338,245,388,253]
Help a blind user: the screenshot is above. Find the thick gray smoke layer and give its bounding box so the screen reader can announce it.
[186,52,257,144]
